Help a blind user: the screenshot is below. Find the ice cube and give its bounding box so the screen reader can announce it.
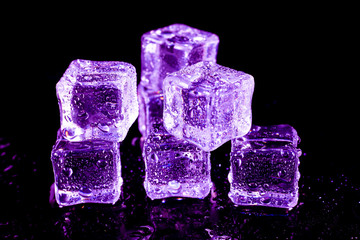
[137,85,164,139]
[143,123,212,200]
[141,23,219,91]
[163,61,254,152]
[228,124,302,210]
[56,59,138,142]
[51,138,122,206]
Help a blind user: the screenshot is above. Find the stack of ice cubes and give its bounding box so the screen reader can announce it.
[140,24,301,210]
[50,23,302,210]
[51,59,138,206]
[139,24,219,199]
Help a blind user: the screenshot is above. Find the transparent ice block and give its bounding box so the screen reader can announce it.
[143,124,212,200]
[56,59,138,142]
[163,61,254,152]
[141,23,219,91]
[51,138,122,206]
[228,125,301,210]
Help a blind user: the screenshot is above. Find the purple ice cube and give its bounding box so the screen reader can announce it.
[228,124,302,210]
[56,59,138,142]
[141,23,219,91]
[51,138,122,206]
[139,91,212,200]
[143,124,212,200]
[163,61,254,152]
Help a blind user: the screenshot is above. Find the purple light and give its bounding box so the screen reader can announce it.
[56,59,138,142]
[51,138,122,206]
[140,88,212,200]
[49,25,303,209]
[51,59,137,206]
[139,24,218,199]
[163,61,254,152]
[140,23,219,91]
[228,124,302,210]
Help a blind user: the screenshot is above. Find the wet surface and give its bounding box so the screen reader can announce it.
[0,136,359,239]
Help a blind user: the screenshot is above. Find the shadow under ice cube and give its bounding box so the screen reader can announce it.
[163,61,254,152]
[56,59,138,142]
[228,125,301,210]
[51,139,122,206]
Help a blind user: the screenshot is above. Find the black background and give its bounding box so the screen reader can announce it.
[1,3,357,239]
[2,5,352,176]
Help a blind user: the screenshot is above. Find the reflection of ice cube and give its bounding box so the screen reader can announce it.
[56,59,138,142]
[51,138,122,206]
[150,199,210,239]
[143,124,212,200]
[163,61,254,152]
[228,125,301,210]
[141,24,219,91]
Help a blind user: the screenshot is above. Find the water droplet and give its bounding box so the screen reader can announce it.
[105,102,117,110]
[168,180,181,193]
[131,137,138,146]
[97,159,107,168]
[77,110,89,119]
[63,129,76,140]
[0,142,10,149]
[146,146,152,153]
[79,187,92,197]
[62,168,73,177]
[3,165,13,172]
[248,182,258,189]
[98,124,110,132]
[150,153,159,162]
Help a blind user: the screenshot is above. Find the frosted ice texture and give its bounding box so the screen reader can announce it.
[141,23,219,91]
[51,138,122,206]
[228,125,301,209]
[163,61,254,152]
[56,59,138,142]
[139,88,212,199]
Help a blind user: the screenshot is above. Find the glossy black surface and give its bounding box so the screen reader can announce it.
[1,137,359,239]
